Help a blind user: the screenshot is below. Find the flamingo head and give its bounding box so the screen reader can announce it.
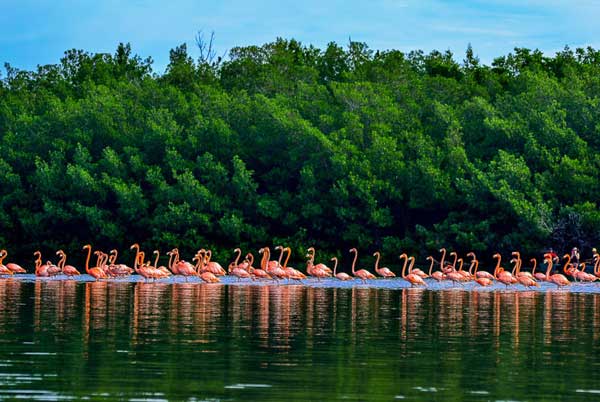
[426,256,433,261]
[511,251,520,257]
[399,253,408,260]
[83,244,91,251]
[330,256,337,262]
[492,253,501,259]
[450,252,457,257]
[275,245,282,251]
[562,254,570,259]
[259,248,264,254]
[373,251,380,257]
[466,252,475,258]
[349,248,357,253]
[234,247,241,253]
[129,243,139,250]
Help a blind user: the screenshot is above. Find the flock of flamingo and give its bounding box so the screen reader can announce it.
[0,245,597,288]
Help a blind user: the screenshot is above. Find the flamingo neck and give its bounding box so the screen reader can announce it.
[439,249,446,270]
[351,250,358,274]
[427,258,434,276]
[563,255,571,275]
[408,257,415,272]
[493,255,501,278]
[283,248,291,269]
[332,258,338,275]
[233,249,241,267]
[247,254,254,269]
[154,251,160,268]
[374,252,380,271]
[401,255,408,278]
[84,246,92,274]
[531,259,537,274]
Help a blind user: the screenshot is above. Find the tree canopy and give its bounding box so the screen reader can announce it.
[2,39,600,264]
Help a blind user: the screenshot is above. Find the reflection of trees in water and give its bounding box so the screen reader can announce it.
[0,279,24,337]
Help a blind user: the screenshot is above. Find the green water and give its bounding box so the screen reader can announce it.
[1,280,600,401]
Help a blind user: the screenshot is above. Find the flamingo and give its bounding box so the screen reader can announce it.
[331,257,352,281]
[260,247,286,280]
[56,250,80,277]
[574,263,598,283]
[456,258,472,281]
[229,248,243,273]
[349,248,376,283]
[398,254,426,287]
[169,248,197,281]
[82,245,108,280]
[544,253,570,288]
[0,250,26,273]
[467,257,492,286]
[270,246,290,280]
[0,250,14,276]
[531,258,546,281]
[306,250,331,280]
[468,252,492,280]
[229,248,251,281]
[193,251,220,283]
[511,252,535,280]
[246,253,271,279]
[281,247,306,280]
[373,251,395,278]
[204,250,227,276]
[427,256,445,281]
[306,247,332,275]
[152,250,171,278]
[493,253,515,287]
[107,249,134,277]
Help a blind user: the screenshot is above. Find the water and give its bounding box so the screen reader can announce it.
[1,279,600,401]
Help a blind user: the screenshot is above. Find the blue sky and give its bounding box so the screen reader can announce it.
[2,0,600,74]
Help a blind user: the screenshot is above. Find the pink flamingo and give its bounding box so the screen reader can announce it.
[428,256,445,281]
[169,248,196,281]
[306,250,331,280]
[0,250,14,276]
[204,250,227,276]
[349,248,376,283]
[398,254,426,287]
[152,250,171,278]
[107,249,134,277]
[544,253,570,288]
[575,263,598,283]
[82,245,108,280]
[260,247,286,280]
[246,253,271,279]
[306,247,332,275]
[0,250,26,273]
[193,251,220,283]
[229,248,251,281]
[56,250,80,277]
[531,258,546,281]
[373,251,395,278]
[331,257,352,281]
[281,247,306,280]
[467,257,492,286]
[493,253,515,287]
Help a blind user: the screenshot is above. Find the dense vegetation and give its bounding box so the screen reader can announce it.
[2,39,600,264]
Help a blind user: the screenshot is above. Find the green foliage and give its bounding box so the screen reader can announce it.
[2,40,600,263]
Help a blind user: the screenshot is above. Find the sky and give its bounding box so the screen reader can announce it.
[2,0,600,74]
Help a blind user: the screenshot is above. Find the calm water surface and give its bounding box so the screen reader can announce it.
[1,280,600,401]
